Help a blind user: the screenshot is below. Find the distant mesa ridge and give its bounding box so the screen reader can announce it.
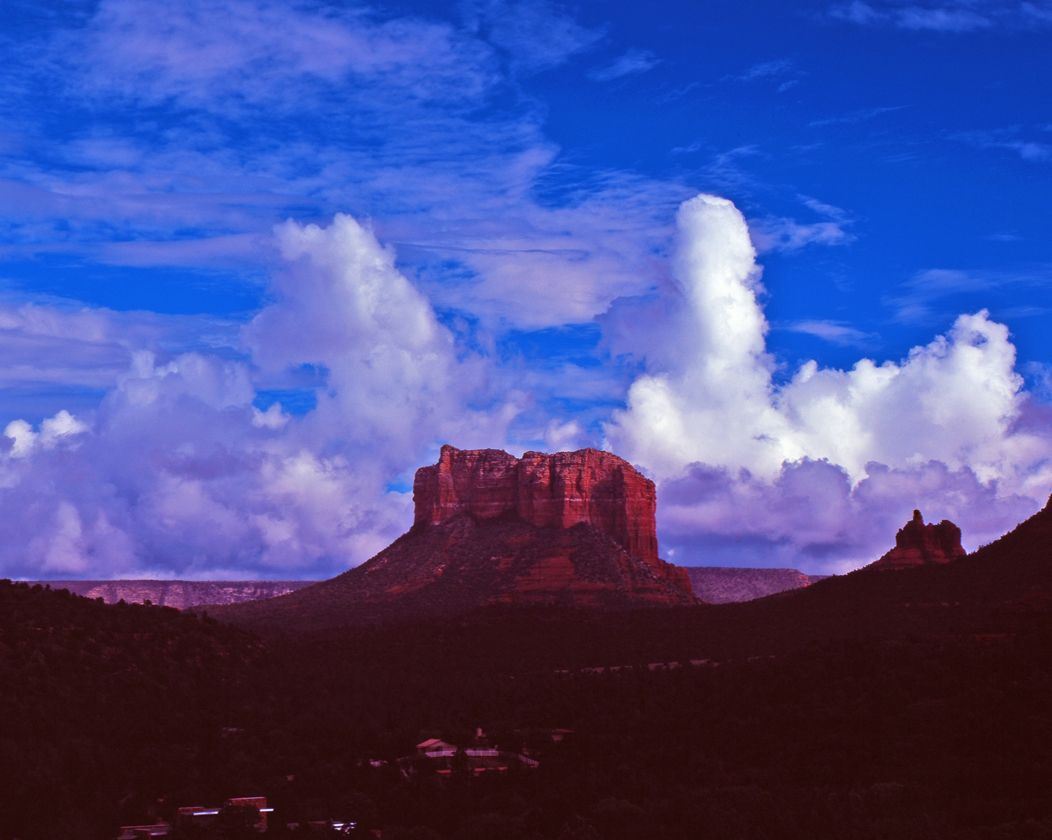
[872,509,966,570]
[25,580,310,610]
[683,567,826,604]
[210,445,696,628]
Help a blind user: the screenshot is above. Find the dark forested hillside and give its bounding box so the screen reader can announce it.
[2,498,1051,839]
[0,581,262,839]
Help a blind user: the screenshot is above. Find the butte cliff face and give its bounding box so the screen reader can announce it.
[413,446,660,572]
[211,446,695,629]
[872,509,966,570]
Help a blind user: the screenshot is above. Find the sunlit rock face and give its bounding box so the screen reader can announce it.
[414,445,660,571]
[398,444,694,608]
[872,510,967,569]
[212,445,696,629]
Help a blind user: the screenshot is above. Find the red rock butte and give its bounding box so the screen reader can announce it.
[413,445,660,571]
[208,445,696,628]
[872,509,966,569]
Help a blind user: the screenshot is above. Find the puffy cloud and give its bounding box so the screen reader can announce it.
[247,214,516,456]
[0,347,412,580]
[778,312,1028,482]
[660,458,1039,571]
[3,195,1049,580]
[0,215,515,580]
[607,193,1052,570]
[3,410,88,458]
[606,194,793,478]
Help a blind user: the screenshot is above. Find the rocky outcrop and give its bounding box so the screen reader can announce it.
[35,580,311,610]
[683,567,827,603]
[872,510,966,569]
[212,446,695,629]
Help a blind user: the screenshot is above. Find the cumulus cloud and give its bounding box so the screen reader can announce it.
[660,458,1038,571]
[607,193,1052,570]
[0,216,516,580]
[3,196,1049,580]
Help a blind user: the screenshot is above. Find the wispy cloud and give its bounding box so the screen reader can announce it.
[829,1,1052,31]
[738,58,796,81]
[1024,1,1052,23]
[698,144,765,191]
[783,319,876,347]
[886,266,1052,322]
[465,0,604,74]
[895,6,993,31]
[809,104,907,128]
[750,218,852,252]
[984,231,1023,242]
[588,48,660,82]
[0,0,687,332]
[750,196,855,253]
[955,127,1052,162]
[727,58,804,93]
[0,300,238,411]
[68,0,499,108]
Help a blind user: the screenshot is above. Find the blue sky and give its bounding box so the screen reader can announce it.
[0,0,1049,579]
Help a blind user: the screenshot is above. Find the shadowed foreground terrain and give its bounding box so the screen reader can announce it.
[2,498,1051,838]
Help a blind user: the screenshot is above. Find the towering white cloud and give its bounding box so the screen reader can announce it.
[606,194,794,478]
[607,193,1052,570]
[608,193,1045,487]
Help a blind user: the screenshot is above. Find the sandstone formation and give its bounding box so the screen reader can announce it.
[683,567,826,604]
[211,446,696,629]
[35,580,311,609]
[414,446,660,573]
[872,510,966,570]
